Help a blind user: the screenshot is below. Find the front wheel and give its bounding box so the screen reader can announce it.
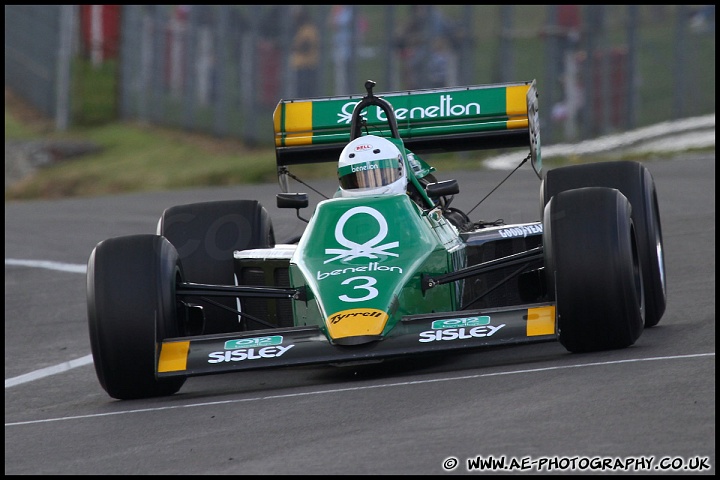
[158,200,275,334]
[542,161,666,327]
[544,187,644,353]
[87,234,186,399]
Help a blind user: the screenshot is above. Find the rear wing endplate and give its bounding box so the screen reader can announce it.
[273,80,541,176]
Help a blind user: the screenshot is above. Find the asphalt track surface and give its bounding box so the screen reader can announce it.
[5,153,715,474]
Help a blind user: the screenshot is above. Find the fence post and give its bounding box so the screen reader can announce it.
[624,5,639,130]
[672,5,689,119]
[56,5,76,131]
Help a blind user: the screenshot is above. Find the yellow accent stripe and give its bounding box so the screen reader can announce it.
[274,101,314,147]
[506,85,530,120]
[273,104,283,145]
[283,133,315,146]
[506,117,529,130]
[327,308,389,339]
[284,102,313,131]
[278,101,314,147]
[526,306,556,336]
[158,341,190,372]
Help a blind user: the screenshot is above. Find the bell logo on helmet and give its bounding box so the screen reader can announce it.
[354,144,373,152]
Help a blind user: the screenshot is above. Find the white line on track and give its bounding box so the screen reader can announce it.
[5,259,90,389]
[5,352,714,427]
[5,355,94,388]
[5,258,87,274]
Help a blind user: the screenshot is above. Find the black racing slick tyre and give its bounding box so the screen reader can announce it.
[544,187,645,353]
[542,161,666,327]
[158,200,275,334]
[87,234,186,400]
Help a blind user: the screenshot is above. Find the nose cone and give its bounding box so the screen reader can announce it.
[326,308,389,344]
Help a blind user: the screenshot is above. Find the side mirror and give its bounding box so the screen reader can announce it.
[277,193,309,209]
[426,179,459,199]
[277,193,310,224]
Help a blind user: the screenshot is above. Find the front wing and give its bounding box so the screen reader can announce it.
[157,303,557,378]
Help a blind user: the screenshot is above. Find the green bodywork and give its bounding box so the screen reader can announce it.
[147,81,556,384]
[275,83,534,147]
[289,193,465,341]
[274,80,541,178]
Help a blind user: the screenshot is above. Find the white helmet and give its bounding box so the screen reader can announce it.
[337,135,407,197]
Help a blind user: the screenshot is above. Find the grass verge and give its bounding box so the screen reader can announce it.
[4,88,497,200]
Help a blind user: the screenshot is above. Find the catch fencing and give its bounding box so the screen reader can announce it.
[5,5,716,146]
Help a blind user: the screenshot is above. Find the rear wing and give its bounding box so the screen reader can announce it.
[273,80,541,176]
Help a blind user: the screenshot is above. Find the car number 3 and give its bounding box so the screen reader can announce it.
[338,276,378,302]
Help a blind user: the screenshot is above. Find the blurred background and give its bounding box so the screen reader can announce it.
[4,5,716,151]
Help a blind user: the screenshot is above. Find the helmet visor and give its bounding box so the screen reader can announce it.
[338,157,402,190]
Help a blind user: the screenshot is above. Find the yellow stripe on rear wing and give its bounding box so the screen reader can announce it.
[273,80,540,174]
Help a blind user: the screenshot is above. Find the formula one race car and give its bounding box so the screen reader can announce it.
[87,80,666,400]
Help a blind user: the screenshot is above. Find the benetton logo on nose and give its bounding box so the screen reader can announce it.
[324,206,399,264]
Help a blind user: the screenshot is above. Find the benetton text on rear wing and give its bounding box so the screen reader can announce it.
[273,80,540,173]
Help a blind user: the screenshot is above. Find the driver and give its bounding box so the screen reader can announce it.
[335,134,472,229]
[336,135,407,197]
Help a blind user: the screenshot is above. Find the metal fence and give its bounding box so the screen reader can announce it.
[4,5,75,130]
[5,5,716,146]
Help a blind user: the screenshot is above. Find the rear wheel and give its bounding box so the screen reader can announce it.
[542,161,666,327]
[544,187,644,353]
[87,234,186,399]
[158,200,275,334]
